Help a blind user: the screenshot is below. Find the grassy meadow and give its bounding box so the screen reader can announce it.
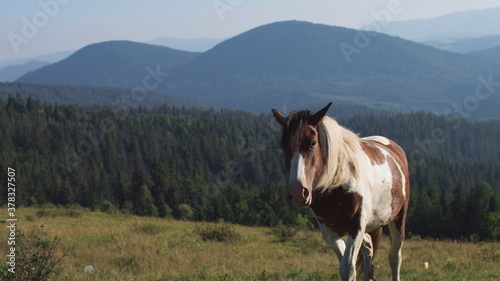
[0,207,498,280]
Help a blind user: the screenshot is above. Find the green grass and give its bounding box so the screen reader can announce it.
[0,207,498,280]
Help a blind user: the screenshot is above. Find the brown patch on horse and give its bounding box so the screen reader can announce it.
[311,187,363,237]
[384,140,410,240]
[360,140,386,165]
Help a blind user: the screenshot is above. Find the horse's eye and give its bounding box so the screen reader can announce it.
[309,140,317,150]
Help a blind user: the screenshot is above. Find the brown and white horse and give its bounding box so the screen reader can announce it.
[272,103,410,281]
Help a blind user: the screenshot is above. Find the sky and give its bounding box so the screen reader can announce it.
[1,0,500,62]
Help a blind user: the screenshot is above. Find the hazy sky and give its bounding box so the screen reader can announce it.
[2,0,500,62]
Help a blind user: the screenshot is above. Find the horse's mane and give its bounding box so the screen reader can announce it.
[315,116,363,192]
[281,110,363,191]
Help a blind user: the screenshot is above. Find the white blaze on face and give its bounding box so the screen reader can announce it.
[290,151,307,187]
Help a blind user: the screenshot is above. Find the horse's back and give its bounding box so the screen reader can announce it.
[361,136,408,173]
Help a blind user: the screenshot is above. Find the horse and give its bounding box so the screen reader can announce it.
[272,102,410,281]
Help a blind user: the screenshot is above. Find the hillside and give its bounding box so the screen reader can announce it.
[0,60,49,82]
[15,22,500,118]
[0,97,498,241]
[470,45,500,65]
[163,21,500,117]
[17,40,199,88]
[0,50,73,69]
[146,36,224,52]
[0,83,206,108]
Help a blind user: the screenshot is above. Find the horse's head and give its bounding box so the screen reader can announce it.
[272,103,332,207]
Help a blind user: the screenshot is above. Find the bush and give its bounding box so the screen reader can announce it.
[178,203,195,221]
[485,212,500,240]
[271,224,298,242]
[195,222,242,243]
[292,214,315,230]
[297,233,331,255]
[100,200,119,214]
[0,227,70,280]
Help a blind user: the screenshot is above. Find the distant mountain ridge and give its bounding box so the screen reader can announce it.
[0,60,49,82]
[16,21,500,119]
[18,41,199,88]
[422,34,500,53]
[145,37,224,52]
[0,50,73,69]
[470,45,500,65]
[162,21,500,118]
[364,6,500,42]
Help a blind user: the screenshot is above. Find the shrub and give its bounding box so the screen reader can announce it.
[297,233,331,255]
[0,227,70,280]
[178,203,195,221]
[100,200,119,214]
[195,223,242,243]
[292,214,315,230]
[485,212,500,240]
[271,224,298,242]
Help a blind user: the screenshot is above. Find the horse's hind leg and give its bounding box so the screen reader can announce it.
[360,233,374,281]
[360,227,382,281]
[388,221,403,281]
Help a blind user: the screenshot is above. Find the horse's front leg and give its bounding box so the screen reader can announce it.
[340,227,366,281]
[318,222,345,261]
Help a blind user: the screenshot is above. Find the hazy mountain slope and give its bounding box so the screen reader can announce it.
[364,7,500,42]
[422,35,500,53]
[0,82,207,109]
[0,60,49,82]
[14,22,500,118]
[146,37,224,52]
[0,50,73,69]
[470,45,500,65]
[17,41,199,88]
[163,21,500,117]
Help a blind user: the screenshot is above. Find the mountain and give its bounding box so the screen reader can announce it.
[16,21,500,119]
[0,60,49,82]
[0,50,73,69]
[0,82,207,109]
[146,37,224,52]
[364,7,500,42]
[422,35,500,53]
[162,21,500,118]
[470,45,500,65]
[17,41,199,88]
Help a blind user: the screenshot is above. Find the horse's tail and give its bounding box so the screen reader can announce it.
[356,227,383,279]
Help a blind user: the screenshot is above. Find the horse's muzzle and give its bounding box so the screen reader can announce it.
[289,184,312,207]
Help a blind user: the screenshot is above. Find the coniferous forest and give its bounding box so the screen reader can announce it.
[0,95,499,240]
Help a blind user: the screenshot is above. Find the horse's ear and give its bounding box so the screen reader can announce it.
[309,102,332,126]
[272,109,286,127]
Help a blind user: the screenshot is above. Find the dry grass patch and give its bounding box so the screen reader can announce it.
[0,208,498,280]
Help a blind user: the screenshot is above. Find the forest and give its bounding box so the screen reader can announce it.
[0,95,498,240]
